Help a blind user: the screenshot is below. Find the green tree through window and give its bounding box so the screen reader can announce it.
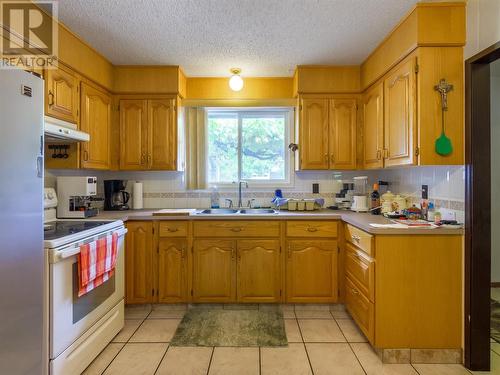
[207,109,290,184]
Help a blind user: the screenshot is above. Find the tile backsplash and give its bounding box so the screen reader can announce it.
[46,165,465,221]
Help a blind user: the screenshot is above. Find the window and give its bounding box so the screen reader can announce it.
[206,108,292,185]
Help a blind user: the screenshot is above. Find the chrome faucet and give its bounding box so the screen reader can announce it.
[237,181,248,208]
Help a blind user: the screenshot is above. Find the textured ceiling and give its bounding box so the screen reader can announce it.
[54,0,418,77]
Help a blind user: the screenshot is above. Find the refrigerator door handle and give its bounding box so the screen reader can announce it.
[37,156,43,178]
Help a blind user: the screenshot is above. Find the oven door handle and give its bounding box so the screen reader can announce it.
[49,228,128,263]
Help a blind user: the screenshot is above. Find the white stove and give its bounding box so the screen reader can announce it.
[44,187,124,247]
[43,187,126,375]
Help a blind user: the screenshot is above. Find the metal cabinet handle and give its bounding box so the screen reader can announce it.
[351,288,359,295]
[351,234,361,242]
[181,247,186,259]
[147,154,152,164]
[83,150,89,161]
[48,90,54,106]
[167,227,179,232]
[140,153,146,165]
[307,227,318,232]
[376,150,381,160]
[230,227,242,232]
[324,153,329,162]
[287,245,292,258]
[231,248,236,260]
[330,154,335,164]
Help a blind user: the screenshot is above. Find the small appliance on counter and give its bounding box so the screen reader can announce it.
[351,176,369,212]
[104,179,130,211]
[57,176,99,218]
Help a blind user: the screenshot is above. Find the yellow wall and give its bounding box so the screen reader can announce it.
[186,77,294,100]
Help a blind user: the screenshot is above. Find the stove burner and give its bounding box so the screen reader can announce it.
[43,221,113,241]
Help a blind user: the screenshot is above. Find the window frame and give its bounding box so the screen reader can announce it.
[205,107,295,188]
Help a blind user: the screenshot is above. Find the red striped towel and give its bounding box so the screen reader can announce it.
[78,232,118,297]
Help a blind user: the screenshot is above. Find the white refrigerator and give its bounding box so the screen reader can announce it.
[0,69,45,374]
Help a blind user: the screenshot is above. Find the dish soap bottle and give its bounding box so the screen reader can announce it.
[371,183,381,215]
[210,186,220,209]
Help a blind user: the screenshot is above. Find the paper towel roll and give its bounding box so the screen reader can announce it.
[132,182,143,209]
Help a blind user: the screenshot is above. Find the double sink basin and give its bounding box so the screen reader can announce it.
[197,208,278,215]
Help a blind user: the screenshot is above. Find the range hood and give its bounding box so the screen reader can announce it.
[44,116,90,143]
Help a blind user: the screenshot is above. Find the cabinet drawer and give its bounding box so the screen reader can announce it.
[286,221,338,238]
[193,221,280,237]
[345,276,374,343]
[345,243,375,301]
[159,222,188,237]
[345,224,374,256]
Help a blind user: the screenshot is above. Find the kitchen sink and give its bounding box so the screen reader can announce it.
[197,208,277,215]
[239,209,277,214]
[199,209,239,214]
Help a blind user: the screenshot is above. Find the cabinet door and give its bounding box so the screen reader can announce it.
[237,240,281,303]
[125,222,154,304]
[363,82,384,169]
[158,239,187,303]
[80,83,111,169]
[286,240,338,303]
[148,99,177,170]
[299,98,330,170]
[45,66,79,123]
[329,99,357,169]
[383,58,417,167]
[120,100,148,170]
[192,240,236,302]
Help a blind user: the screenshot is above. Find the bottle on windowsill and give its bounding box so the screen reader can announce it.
[371,183,381,215]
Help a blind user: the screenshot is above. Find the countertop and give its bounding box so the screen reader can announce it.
[94,209,464,235]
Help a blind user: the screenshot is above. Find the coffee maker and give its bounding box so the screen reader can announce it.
[104,180,130,211]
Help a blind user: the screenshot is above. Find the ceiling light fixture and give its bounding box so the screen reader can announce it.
[229,68,244,92]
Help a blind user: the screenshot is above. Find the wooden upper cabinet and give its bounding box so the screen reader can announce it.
[120,100,148,170]
[45,65,79,123]
[148,99,177,170]
[329,99,357,169]
[299,98,330,170]
[237,240,281,303]
[125,221,154,304]
[363,82,384,169]
[80,83,111,169]
[286,240,338,303]
[192,239,236,302]
[383,58,417,167]
[158,238,187,303]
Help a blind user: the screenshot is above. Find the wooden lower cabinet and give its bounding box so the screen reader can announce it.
[192,239,236,302]
[158,238,188,303]
[125,221,154,304]
[237,240,281,303]
[345,276,375,343]
[286,239,338,303]
[343,223,463,350]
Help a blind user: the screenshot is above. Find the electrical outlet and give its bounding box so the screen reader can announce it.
[421,185,428,199]
[312,183,319,194]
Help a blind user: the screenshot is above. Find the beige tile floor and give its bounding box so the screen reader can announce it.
[82,304,486,375]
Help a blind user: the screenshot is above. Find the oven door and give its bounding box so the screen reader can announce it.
[48,227,126,359]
